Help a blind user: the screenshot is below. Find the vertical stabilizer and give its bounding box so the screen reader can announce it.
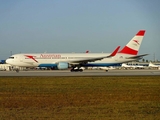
[119,30,145,55]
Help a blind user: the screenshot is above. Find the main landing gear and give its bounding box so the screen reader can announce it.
[70,67,83,72]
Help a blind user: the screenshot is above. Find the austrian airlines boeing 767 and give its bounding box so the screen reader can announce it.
[6,30,148,72]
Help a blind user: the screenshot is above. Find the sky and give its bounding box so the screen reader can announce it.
[0,0,160,61]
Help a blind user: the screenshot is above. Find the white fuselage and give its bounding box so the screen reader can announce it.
[6,53,136,67]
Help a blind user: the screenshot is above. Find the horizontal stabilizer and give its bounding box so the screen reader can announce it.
[126,54,148,59]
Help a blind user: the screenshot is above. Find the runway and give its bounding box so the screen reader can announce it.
[0,69,160,76]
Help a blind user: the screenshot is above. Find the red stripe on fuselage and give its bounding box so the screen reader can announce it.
[119,46,138,55]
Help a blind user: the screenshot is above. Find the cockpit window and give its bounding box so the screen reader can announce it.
[9,57,14,59]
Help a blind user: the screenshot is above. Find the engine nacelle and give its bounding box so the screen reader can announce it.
[57,62,69,70]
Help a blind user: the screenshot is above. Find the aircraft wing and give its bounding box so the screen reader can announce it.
[68,46,120,64]
[126,54,148,59]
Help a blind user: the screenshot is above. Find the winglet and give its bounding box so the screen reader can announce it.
[86,50,89,53]
[110,46,120,57]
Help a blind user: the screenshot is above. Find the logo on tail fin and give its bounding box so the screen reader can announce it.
[133,40,139,45]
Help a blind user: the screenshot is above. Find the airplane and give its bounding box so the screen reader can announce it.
[121,63,145,69]
[99,66,116,71]
[6,30,148,72]
[121,63,136,69]
[87,66,115,71]
[148,62,160,69]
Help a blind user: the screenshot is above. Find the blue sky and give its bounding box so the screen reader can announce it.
[0,0,160,61]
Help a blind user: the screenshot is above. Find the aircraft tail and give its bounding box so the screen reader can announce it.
[119,30,145,55]
[149,62,158,67]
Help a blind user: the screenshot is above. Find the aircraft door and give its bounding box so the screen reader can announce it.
[19,56,23,62]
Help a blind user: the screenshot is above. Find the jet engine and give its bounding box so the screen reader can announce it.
[57,62,69,69]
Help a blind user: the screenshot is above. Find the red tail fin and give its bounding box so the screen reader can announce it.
[119,30,145,55]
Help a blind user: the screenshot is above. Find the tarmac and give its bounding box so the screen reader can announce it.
[0,69,160,76]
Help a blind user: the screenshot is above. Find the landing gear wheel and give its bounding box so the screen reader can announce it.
[16,69,19,73]
[70,68,83,72]
[70,69,74,72]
